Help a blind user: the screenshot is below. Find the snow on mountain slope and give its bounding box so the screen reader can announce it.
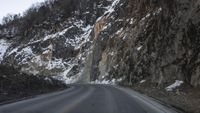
[2,0,200,87]
[0,0,118,84]
[0,39,10,62]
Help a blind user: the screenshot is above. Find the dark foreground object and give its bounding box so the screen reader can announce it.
[0,84,182,113]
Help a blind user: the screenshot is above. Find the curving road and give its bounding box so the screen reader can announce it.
[0,84,181,113]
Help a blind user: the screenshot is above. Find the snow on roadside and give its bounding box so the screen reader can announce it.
[91,77,124,85]
[91,79,114,85]
[137,46,143,51]
[0,39,11,62]
[165,80,184,91]
[140,80,146,84]
[53,74,79,84]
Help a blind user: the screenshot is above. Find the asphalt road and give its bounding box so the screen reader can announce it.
[0,84,180,113]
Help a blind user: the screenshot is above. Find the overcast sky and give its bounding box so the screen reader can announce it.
[0,0,46,22]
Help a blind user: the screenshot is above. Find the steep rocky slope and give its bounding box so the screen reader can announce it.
[0,0,111,83]
[0,0,200,88]
[85,0,200,87]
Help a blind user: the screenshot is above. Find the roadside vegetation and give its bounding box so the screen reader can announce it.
[0,65,67,103]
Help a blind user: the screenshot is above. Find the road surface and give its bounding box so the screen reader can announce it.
[0,84,181,113]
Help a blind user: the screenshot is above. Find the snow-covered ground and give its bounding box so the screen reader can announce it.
[140,80,146,84]
[137,46,143,51]
[165,80,184,91]
[90,77,123,85]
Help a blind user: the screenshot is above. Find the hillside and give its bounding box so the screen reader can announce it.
[0,0,111,83]
[0,0,200,112]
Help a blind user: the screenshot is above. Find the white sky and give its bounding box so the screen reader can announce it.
[0,0,46,22]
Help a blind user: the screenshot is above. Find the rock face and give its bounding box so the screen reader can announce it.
[1,0,200,87]
[84,0,200,87]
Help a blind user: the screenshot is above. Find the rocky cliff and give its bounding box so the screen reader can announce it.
[1,0,200,87]
[85,0,200,87]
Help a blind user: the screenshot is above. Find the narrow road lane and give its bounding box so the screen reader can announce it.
[0,84,180,113]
